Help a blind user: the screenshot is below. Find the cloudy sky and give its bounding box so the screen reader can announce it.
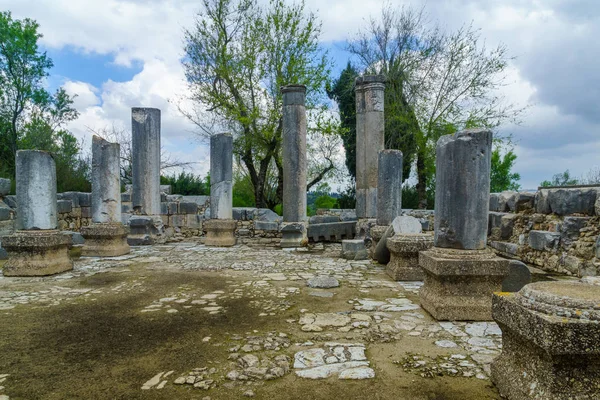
[2,0,599,190]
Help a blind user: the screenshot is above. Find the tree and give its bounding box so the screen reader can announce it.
[160,172,209,195]
[0,11,79,176]
[540,170,579,187]
[347,5,523,208]
[181,0,332,209]
[490,144,521,192]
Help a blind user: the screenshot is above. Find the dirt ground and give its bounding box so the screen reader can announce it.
[0,242,502,400]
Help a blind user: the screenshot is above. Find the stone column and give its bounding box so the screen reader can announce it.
[131,107,161,216]
[419,129,509,321]
[377,149,403,226]
[129,107,164,245]
[81,136,130,256]
[3,150,72,276]
[204,133,236,247]
[491,278,600,399]
[280,85,308,248]
[355,75,385,219]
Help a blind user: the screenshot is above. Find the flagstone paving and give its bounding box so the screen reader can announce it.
[0,241,501,399]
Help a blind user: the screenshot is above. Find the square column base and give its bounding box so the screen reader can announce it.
[386,233,433,281]
[491,287,600,399]
[81,223,130,257]
[418,247,509,321]
[127,216,165,246]
[2,230,73,276]
[204,219,237,247]
[280,223,307,248]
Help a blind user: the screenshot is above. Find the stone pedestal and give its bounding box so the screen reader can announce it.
[81,223,130,257]
[280,223,307,248]
[3,230,72,276]
[341,239,368,260]
[204,219,236,247]
[355,75,385,219]
[386,233,433,281]
[491,279,600,399]
[127,216,165,246]
[419,247,509,320]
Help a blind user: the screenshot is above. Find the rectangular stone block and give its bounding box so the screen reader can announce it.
[57,200,72,214]
[528,230,560,251]
[3,195,16,209]
[121,192,131,202]
[121,203,132,214]
[0,178,10,196]
[0,219,15,236]
[160,185,172,194]
[179,202,198,214]
[186,214,202,229]
[254,220,278,232]
[78,192,92,207]
[59,191,80,207]
[169,214,187,227]
[0,204,11,221]
[81,206,92,218]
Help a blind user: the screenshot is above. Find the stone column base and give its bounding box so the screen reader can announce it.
[2,230,73,276]
[127,215,165,246]
[81,223,130,257]
[491,280,600,399]
[386,233,433,281]
[280,223,307,248]
[204,219,237,247]
[418,247,509,321]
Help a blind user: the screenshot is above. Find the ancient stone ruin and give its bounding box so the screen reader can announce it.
[0,84,598,399]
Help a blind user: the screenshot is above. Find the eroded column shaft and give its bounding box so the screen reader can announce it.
[132,107,161,215]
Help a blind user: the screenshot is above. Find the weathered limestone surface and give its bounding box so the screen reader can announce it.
[341,239,368,260]
[374,216,422,264]
[386,234,433,281]
[491,279,600,399]
[420,129,509,321]
[281,85,308,248]
[131,107,161,216]
[204,219,237,247]
[281,85,307,224]
[16,150,58,230]
[434,129,492,250]
[355,75,385,219]
[0,178,9,196]
[210,133,233,220]
[501,260,531,292]
[4,151,72,276]
[82,136,130,257]
[376,150,402,226]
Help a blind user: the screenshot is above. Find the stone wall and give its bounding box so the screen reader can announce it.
[488,187,600,277]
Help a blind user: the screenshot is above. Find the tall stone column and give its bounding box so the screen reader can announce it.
[81,136,130,256]
[132,107,161,216]
[204,133,236,247]
[355,75,385,219]
[280,85,308,248]
[419,129,509,321]
[128,107,164,245]
[377,149,403,226]
[3,150,73,276]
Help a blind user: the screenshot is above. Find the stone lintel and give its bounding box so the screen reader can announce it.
[2,230,73,276]
[204,219,237,247]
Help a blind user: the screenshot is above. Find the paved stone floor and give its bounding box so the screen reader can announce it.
[0,241,502,399]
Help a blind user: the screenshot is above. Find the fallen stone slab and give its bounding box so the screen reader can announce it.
[307,276,339,289]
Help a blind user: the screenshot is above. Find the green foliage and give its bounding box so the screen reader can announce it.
[183,0,332,208]
[314,194,338,210]
[540,170,579,187]
[232,173,256,207]
[336,184,356,209]
[401,185,435,210]
[490,146,521,192]
[0,11,84,191]
[160,172,209,195]
[273,204,283,216]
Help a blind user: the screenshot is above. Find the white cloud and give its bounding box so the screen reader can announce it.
[3,0,598,189]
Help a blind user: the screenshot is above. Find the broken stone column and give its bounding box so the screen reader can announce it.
[205,133,236,247]
[377,150,403,226]
[355,75,385,219]
[280,85,308,248]
[491,278,600,399]
[81,136,130,256]
[129,107,164,245]
[419,129,509,320]
[3,150,72,276]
